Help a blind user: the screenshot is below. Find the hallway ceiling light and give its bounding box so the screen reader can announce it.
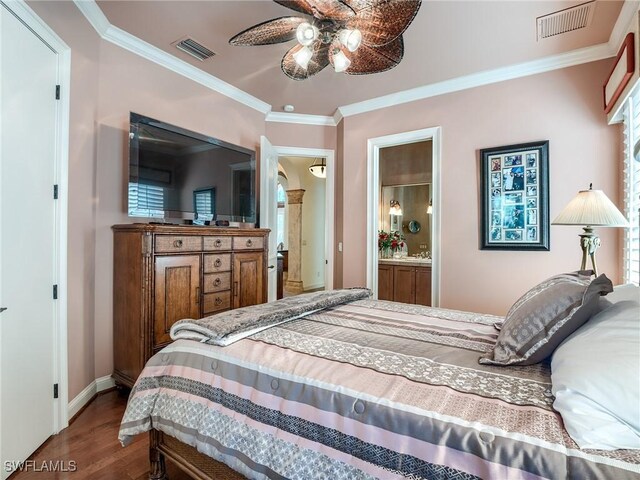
[229,0,422,80]
[389,200,402,216]
[308,158,326,178]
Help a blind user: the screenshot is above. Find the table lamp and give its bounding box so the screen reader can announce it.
[552,184,628,276]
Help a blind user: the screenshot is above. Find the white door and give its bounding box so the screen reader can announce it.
[260,136,279,302]
[1,5,58,477]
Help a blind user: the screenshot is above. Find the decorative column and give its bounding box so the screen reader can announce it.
[285,189,305,294]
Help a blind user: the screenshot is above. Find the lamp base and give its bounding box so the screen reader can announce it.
[578,226,601,276]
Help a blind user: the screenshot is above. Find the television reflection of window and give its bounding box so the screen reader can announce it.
[193,187,216,221]
[128,182,164,215]
[276,183,286,248]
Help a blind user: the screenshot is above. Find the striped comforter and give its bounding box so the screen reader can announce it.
[119,299,640,479]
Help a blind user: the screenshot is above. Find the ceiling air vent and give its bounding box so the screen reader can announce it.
[172,37,215,61]
[537,1,595,40]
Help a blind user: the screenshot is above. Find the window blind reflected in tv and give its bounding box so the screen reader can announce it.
[128,112,257,224]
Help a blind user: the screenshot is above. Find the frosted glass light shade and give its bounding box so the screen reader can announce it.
[296,23,318,46]
[332,50,351,73]
[553,188,628,227]
[389,200,402,216]
[339,28,362,52]
[293,45,313,69]
[308,158,326,178]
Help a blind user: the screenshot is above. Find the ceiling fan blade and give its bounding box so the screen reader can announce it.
[229,17,306,46]
[337,0,375,14]
[273,0,315,16]
[274,0,355,21]
[349,0,421,47]
[281,42,330,80]
[343,35,403,74]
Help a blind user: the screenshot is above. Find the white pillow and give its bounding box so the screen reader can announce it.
[551,284,640,450]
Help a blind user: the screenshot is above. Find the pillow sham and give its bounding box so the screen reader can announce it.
[551,284,640,450]
[479,271,612,366]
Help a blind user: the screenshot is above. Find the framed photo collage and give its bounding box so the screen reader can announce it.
[480,141,549,251]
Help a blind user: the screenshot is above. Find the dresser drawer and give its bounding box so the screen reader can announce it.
[203,291,231,314]
[203,236,232,251]
[203,253,231,273]
[233,236,264,250]
[203,272,231,293]
[155,235,202,253]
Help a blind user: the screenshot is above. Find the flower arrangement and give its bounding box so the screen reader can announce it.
[378,230,405,257]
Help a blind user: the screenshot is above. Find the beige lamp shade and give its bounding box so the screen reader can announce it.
[552,187,628,227]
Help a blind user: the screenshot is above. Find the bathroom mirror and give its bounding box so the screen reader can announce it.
[380,183,431,255]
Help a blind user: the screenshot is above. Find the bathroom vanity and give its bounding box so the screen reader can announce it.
[378,258,432,306]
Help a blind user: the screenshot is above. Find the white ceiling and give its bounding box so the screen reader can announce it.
[95,0,624,116]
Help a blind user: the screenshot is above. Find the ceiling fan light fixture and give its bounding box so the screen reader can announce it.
[229,0,422,80]
[332,49,351,73]
[339,28,362,52]
[293,45,313,69]
[296,22,318,46]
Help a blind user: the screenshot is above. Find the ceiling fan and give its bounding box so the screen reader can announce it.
[229,0,421,80]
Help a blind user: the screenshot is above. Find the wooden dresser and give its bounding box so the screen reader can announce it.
[112,223,269,388]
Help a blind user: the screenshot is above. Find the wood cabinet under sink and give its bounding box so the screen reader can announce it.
[378,261,431,306]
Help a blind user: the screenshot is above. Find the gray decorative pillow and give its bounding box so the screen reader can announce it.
[479,271,613,366]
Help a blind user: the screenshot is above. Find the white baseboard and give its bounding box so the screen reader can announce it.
[304,282,325,291]
[68,374,115,420]
[96,374,116,392]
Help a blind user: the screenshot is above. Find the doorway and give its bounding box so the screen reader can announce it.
[277,156,327,297]
[366,128,442,305]
[260,142,335,301]
[0,2,70,477]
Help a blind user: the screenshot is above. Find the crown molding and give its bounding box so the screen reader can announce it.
[266,111,336,126]
[73,0,271,115]
[337,42,614,118]
[73,0,110,34]
[5,0,71,51]
[73,0,625,124]
[608,0,640,52]
[333,109,344,125]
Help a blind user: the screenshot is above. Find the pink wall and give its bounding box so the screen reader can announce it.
[341,60,622,315]
[334,121,344,289]
[25,2,626,400]
[29,2,266,400]
[28,1,101,399]
[265,122,336,152]
[93,43,266,384]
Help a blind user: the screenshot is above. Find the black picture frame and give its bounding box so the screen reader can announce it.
[480,141,549,251]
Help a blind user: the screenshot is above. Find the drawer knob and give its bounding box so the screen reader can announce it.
[246,239,253,247]
[214,239,222,248]
[214,258,222,268]
[174,239,183,248]
[214,297,223,306]
[214,277,221,287]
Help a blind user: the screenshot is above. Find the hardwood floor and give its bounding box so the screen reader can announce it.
[10,390,191,480]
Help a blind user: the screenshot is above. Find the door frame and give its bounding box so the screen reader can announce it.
[366,127,442,305]
[2,0,71,431]
[273,146,335,291]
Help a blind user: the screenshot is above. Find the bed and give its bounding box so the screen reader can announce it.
[119,284,640,480]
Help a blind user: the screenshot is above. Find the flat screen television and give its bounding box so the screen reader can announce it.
[128,112,257,225]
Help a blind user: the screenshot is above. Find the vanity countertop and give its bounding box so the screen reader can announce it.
[378,258,432,266]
